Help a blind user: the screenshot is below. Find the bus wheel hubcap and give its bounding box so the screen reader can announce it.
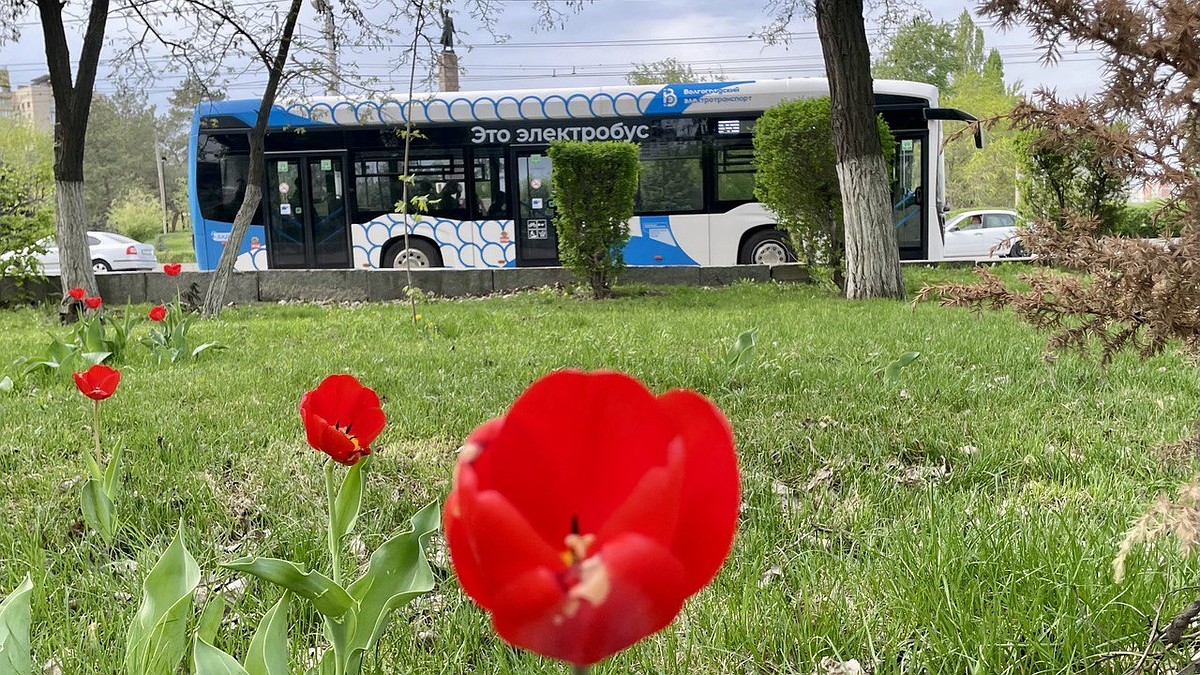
[754,242,788,265]
[393,249,430,268]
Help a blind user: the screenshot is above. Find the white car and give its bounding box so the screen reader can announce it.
[943,209,1027,258]
[26,231,158,274]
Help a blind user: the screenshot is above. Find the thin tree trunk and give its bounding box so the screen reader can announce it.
[202,0,304,318]
[55,180,95,295]
[38,0,110,302]
[815,0,904,300]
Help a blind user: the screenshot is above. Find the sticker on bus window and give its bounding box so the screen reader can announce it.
[531,198,543,210]
[901,139,913,151]
[527,219,548,239]
[279,182,290,194]
[321,159,332,170]
[530,178,542,190]
[531,155,542,165]
[280,203,292,215]
[277,161,288,173]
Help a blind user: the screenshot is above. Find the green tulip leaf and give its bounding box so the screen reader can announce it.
[192,635,250,675]
[221,558,352,619]
[81,479,116,543]
[343,501,440,671]
[192,342,225,358]
[103,443,125,497]
[244,593,290,675]
[332,457,369,545]
[884,351,921,383]
[125,526,200,675]
[0,574,34,675]
[48,338,76,365]
[82,351,113,366]
[725,328,758,370]
[196,595,226,645]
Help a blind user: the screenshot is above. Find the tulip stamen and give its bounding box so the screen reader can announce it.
[334,421,363,450]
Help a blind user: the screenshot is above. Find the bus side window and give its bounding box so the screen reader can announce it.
[714,144,756,204]
[637,141,704,214]
[473,149,509,219]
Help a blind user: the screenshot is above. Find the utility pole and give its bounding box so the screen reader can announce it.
[154,128,169,234]
[311,0,339,96]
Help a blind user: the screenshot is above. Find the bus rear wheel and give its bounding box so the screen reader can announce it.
[383,239,443,269]
[739,229,795,266]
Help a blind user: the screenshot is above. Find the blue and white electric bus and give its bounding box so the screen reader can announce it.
[189,78,973,271]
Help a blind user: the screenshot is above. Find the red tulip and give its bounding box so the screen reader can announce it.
[73,364,121,401]
[67,287,86,300]
[84,296,102,310]
[299,374,386,466]
[163,263,182,277]
[148,305,167,322]
[444,370,740,666]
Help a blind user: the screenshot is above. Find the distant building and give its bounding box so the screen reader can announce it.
[1129,180,1174,204]
[0,68,12,121]
[0,72,55,132]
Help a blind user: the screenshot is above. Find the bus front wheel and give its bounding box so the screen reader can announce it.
[383,239,443,269]
[739,229,795,266]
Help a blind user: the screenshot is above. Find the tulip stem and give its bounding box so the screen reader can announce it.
[325,459,342,586]
[570,667,589,675]
[87,399,103,480]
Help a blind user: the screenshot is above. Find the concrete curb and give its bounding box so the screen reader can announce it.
[3,263,828,305]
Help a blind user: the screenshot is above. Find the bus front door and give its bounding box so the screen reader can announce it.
[513,150,559,267]
[264,154,352,269]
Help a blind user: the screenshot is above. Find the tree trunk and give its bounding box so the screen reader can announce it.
[38,0,110,301]
[815,0,904,300]
[55,180,95,296]
[201,0,304,317]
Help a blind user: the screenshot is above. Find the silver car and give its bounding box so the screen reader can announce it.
[27,231,159,274]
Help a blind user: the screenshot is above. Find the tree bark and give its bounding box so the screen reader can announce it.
[37,0,110,300]
[815,0,904,300]
[201,0,304,318]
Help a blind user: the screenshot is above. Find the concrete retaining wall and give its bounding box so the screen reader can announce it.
[2,264,812,305]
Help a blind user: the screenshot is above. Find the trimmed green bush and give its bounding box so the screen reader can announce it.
[548,140,640,298]
[1107,200,1187,238]
[753,96,894,280]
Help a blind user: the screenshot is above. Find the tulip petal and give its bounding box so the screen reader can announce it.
[595,439,684,547]
[656,389,740,595]
[496,533,687,666]
[443,488,491,608]
[454,463,563,611]
[469,370,679,547]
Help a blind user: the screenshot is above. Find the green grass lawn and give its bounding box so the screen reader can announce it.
[154,230,197,264]
[0,266,1196,674]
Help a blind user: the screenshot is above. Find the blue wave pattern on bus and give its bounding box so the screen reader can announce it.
[625,216,699,265]
[353,216,517,269]
[252,81,756,126]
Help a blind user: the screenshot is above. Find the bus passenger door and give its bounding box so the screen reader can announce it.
[891,134,927,260]
[512,149,559,267]
[265,154,352,269]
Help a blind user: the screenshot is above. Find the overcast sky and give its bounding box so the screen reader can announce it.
[0,0,1106,106]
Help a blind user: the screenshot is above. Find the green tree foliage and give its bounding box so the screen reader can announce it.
[753,96,893,278]
[872,17,958,89]
[108,189,164,242]
[0,120,55,284]
[626,58,721,85]
[874,10,1023,210]
[547,140,640,298]
[83,90,160,229]
[1017,129,1133,231]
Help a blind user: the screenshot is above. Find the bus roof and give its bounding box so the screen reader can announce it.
[197,77,939,130]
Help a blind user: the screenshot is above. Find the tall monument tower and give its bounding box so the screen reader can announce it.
[437,10,460,92]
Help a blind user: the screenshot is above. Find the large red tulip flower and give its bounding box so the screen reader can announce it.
[444,370,740,667]
[163,263,182,277]
[67,287,86,300]
[299,374,386,466]
[73,364,121,401]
